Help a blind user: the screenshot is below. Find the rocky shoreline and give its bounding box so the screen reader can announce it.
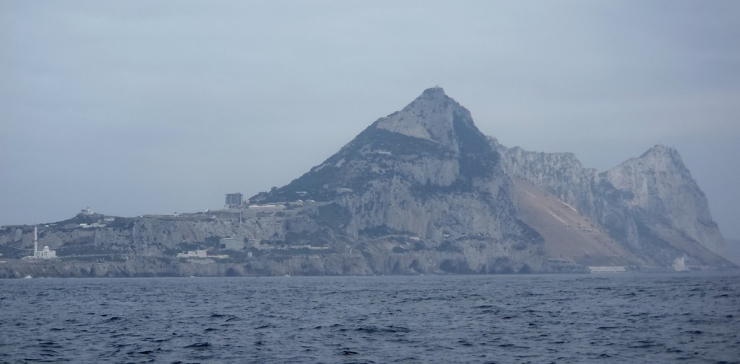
[1,249,547,279]
[5,255,729,279]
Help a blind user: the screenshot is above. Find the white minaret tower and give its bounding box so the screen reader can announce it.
[33,226,38,255]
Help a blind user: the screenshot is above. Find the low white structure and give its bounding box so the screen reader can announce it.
[588,266,626,273]
[35,246,56,259]
[672,256,688,271]
[176,249,228,259]
[248,204,285,212]
[79,223,106,229]
[177,250,207,258]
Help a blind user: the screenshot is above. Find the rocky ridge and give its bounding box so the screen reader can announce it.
[0,88,734,277]
[252,86,546,273]
[496,140,730,268]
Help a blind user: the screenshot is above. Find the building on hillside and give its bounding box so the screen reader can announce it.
[35,246,56,259]
[23,226,57,259]
[220,237,245,251]
[247,204,285,212]
[30,226,56,259]
[225,193,243,208]
[177,250,208,258]
[176,249,229,259]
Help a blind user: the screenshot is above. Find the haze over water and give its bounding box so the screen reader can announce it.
[2,273,738,363]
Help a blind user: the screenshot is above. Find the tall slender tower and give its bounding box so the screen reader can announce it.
[33,226,38,255]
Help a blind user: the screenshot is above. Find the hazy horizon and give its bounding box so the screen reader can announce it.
[2,1,739,238]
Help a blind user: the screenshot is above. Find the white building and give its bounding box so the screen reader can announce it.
[176,249,228,259]
[220,237,245,251]
[248,204,285,212]
[672,256,688,271]
[35,246,56,259]
[31,227,56,259]
[588,266,626,273]
[177,250,208,258]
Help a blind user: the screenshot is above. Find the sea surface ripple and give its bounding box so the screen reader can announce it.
[1,272,739,363]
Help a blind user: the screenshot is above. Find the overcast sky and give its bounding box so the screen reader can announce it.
[2,1,739,238]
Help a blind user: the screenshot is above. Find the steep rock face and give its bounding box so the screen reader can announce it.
[497,140,730,267]
[494,139,597,214]
[376,87,467,152]
[599,145,724,253]
[590,145,728,266]
[252,87,545,272]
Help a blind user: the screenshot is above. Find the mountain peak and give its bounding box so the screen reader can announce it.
[635,144,688,170]
[421,86,447,98]
[413,86,454,108]
[607,143,693,198]
[374,87,473,151]
[640,144,674,158]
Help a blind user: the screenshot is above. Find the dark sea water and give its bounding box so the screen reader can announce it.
[2,273,739,364]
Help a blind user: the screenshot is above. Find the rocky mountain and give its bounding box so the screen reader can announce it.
[0,87,734,277]
[496,140,731,268]
[251,87,546,273]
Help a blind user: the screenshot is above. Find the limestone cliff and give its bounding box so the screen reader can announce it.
[496,140,731,268]
[1,87,733,277]
[252,87,546,273]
